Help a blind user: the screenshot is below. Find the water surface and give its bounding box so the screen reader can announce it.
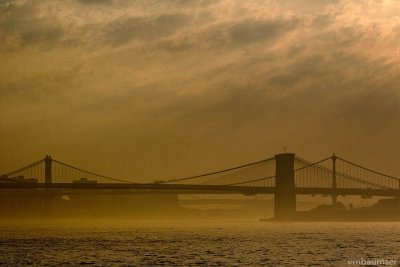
[0,220,399,266]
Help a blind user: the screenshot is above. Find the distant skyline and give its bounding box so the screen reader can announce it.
[1,0,399,182]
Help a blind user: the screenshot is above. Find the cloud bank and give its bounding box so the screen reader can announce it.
[0,0,399,180]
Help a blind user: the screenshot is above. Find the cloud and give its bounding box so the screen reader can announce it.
[229,18,298,45]
[76,0,113,5]
[103,14,190,46]
[0,0,399,179]
[0,2,64,49]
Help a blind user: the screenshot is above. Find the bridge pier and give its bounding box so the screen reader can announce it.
[274,153,296,221]
[332,153,337,205]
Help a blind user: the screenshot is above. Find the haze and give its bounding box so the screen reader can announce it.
[1,0,399,182]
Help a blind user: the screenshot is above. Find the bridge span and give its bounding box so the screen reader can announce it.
[0,183,398,197]
[1,153,399,220]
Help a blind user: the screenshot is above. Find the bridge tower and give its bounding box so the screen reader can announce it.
[274,153,296,221]
[44,155,52,185]
[332,153,337,205]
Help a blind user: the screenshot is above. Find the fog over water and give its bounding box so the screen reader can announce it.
[1,220,399,266]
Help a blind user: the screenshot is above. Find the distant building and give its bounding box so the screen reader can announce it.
[0,175,38,183]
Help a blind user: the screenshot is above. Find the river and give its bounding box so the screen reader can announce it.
[0,220,399,266]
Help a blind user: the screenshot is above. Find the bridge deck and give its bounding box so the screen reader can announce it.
[0,183,398,197]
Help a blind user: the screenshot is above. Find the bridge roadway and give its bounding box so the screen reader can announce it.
[0,183,399,197]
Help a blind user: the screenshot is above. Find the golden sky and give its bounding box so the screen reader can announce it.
[0,0,399,182]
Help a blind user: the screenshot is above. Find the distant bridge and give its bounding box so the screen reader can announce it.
[1,153,399,220]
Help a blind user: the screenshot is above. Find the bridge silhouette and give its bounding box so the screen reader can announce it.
[1,153,399,220]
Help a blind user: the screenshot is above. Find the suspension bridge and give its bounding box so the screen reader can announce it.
[1,153,399,220]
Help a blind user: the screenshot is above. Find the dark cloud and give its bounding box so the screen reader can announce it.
[0,2,63,49]
[172,0,218,7]
[268,73,300,87]
[104,14,190,46]
[289,54,326,78]
[229,18,298,45]
[76,0,113,5]
[149,17,300,53]
[156,38,194,52]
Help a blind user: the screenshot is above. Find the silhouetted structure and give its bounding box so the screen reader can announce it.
[274,153,296,221]
[332,153,337,205]
[44,155,52,185]
[1,152,399,220]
